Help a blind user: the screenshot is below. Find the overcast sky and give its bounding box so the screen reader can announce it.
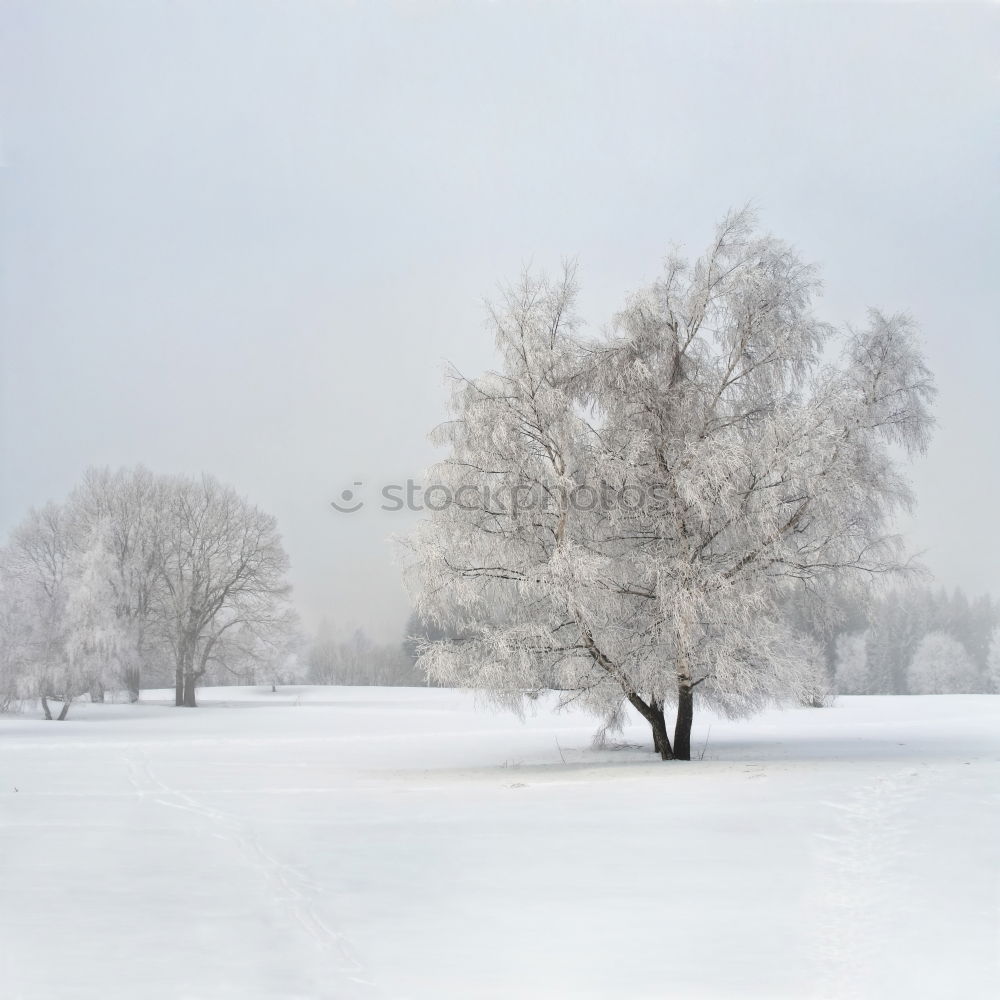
[1,2,998,641]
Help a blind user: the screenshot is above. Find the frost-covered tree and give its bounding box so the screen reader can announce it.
[63,525,129,704]
[406,210,934,759]
[987,626,1000,694]
[1,504,83,718]
[965,593,996,676]
[68,467,167,699]
[155,473,297,706]
[0,555,33,711]
[863,591,908,694]
[198,621,303,690]
[0,467,297,711]
[0,506,139,717]
[786,584,1000,694]
[834,631,871,695]
[907,631,979,694]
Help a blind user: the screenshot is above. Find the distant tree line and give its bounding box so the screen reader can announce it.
[303,612,455,688]
[307,623,424,687]
[786,585,1000,695]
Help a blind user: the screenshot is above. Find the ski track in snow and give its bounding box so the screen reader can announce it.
[809,765,932,1000]
[123,753,381,1000]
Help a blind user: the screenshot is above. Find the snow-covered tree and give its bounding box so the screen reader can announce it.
[987,626,1000,694]
[406,210,935,759]
[1,504,83,718]
[155,473,297,706]
[64,522,133,701]
[0,557,32,712]
[863,590,913,694]
[67,467,167,699]
[834,631,871,695]
[965,593,996,676]
[907,631,979,694]
[199,621,303,690]
[0,467,298,711]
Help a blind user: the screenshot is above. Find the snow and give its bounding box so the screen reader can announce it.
[1,689,997,999]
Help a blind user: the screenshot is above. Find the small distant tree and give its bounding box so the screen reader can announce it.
[907,631,979,694]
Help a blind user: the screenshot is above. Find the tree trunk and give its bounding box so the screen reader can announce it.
[41,694,52,721]
[627,692,673,760]
[125,665,141,703]
[650,698,670,758]
[673,683,694,761]
[182,672,197,707]
[174,663,184,707]
[57,698,71,721]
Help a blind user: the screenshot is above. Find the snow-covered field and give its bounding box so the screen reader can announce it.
[1,689,997,1000]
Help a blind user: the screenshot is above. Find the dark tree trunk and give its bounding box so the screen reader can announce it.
[57,698,71,721]
[650,698,670,758]
[41,694,52,721]
[124,665,141,703]
[673,684,694,761]
[174,665,184,707]
[628,693,673,760]
[182,672,197,707]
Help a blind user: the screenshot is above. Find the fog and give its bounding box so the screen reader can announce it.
[2,2,998,641]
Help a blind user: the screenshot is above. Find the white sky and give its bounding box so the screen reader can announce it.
[1,2,998,641]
